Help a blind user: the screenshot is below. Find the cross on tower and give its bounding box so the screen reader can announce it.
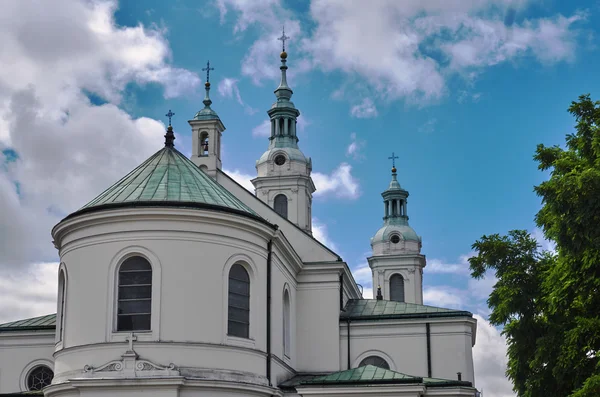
[278,26,290,52]
[126,332,137,352]
[202,61,214,83]
[165,109,175,126]
[388,152,399,168]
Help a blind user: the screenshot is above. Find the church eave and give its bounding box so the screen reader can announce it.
[55,201,276,233]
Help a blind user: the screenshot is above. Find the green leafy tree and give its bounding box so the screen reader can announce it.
[469,94,600,396]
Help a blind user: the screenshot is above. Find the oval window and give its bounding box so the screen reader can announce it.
[390,234,401,244]
[274,155,286,166]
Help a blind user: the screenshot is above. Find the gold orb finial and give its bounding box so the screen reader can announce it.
[205,81,211,88]
[392,166,397,173]
[280,51,288,59]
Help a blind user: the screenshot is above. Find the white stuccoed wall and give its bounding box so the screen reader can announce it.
[0,330,55,393]
[340,317,477,384]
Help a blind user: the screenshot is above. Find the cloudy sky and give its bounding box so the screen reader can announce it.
[1,0,598,395]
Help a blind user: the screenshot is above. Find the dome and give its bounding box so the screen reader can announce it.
[257,146,308,166]
[371,222,420,244]
[72,146,257,218]
[192,107,220,121]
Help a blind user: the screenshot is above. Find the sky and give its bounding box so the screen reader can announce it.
[0,0,599,396]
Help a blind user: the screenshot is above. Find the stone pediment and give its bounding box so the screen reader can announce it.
[82,350,179,378]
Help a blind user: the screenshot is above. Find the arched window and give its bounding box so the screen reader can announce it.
[390,274,405,302]
[26,365,54,391]
[283,289,291,357]
[274,194,288,219]
[57,270,66,342]
[199,131,209,156]
[117,256,152,332]
[359,356,390,369]
[228,264,250,338]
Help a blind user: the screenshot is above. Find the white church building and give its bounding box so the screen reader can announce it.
[0,45,478,397]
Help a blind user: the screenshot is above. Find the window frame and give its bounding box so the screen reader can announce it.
[274,193,288,219]
[227,263,251,339]
[222,254,257,349]
[55,264,68,348]
[283,287,291,358]
[389,273,405,302]
[20,360,54,392]
[106,246,162,343]
[353,351,396,371]
[116,256,153,332]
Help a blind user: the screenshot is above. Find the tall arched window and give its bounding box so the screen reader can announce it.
[390,274,405,302]
[57,270,66,342]
[117,256,152,332]
[283,289,291,357]
[359,356,390,369]
[274,194,288,219]
[228,264,250,338]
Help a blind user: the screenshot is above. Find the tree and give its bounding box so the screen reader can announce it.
[469,94,600,396]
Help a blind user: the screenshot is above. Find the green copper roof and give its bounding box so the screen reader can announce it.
[341,299,472,321]
[79,146,256,216]
[290,365,473,388]
[0,313,56,332]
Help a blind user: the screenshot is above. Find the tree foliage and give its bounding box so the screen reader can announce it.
[469,94,600,396]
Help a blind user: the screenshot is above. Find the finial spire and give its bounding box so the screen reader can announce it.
[278,26,289,52]
[164,110,175,148]
[165,109,175,126]
[388,152,398,169]
[202,61,214,85]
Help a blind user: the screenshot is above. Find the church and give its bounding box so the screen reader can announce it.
[0,39,478,396]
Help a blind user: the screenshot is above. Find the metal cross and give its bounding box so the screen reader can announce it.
[388,152,399,168]
[202,61,214,83]
[165,109,175,126]
[278,26,290,52]
[126,332,137,351]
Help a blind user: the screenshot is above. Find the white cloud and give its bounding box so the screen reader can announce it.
[350,98,378,118]
[252,119,271,137]
[0,262,58,324]
[423,286,466,308]
[352,262,372,285]
[219,0,584,104]
[425,252,474,274]
[217,77,258,114]
[531,227,556,254]
[312,218,338,252]
[313,163,360,199]
[473,315,515,397]
[224,168,255,193]
[0,0,199,273]
[346,133,366,160]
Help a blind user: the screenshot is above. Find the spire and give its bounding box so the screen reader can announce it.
[275,27,292,100]
[164,109,175,148]
[192,61,220,121]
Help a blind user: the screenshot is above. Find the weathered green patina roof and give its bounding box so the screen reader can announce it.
[341,299,472,321]
[76,146,257,217]
[0,313,56,332]
[282,365,473,389]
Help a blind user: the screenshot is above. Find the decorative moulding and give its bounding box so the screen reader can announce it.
[82,350,179,378]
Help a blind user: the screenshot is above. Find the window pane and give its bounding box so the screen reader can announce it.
[229,292,250,310]
[118,299,151,314]
[117,314,151,331]
[390,274,405,302]
[119,285,152,299]
[229,278,249,295]
[359,356,390,369]
[228,306,249,324]
[229,264,249,282]
[119,271,152,286]
[120,257,151,271]
[228,320,249,338]
[274,194,288,218]
[27,366,54,391]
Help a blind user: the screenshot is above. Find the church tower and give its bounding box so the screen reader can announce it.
[251,30,315,233]
[368,158,426,304]
[189,61,225,179]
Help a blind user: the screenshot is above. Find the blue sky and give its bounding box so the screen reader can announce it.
[1,1,599,395]
[112,0,597,302]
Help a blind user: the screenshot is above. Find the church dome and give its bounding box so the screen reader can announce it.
[71,144,257,219]
[371,222,420,244]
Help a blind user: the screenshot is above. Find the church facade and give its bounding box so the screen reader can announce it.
[0,45,478,397]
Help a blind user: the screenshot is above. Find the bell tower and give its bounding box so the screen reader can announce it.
[251,29,315,234]
[190,61,225,179]
[368,154,426,304]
